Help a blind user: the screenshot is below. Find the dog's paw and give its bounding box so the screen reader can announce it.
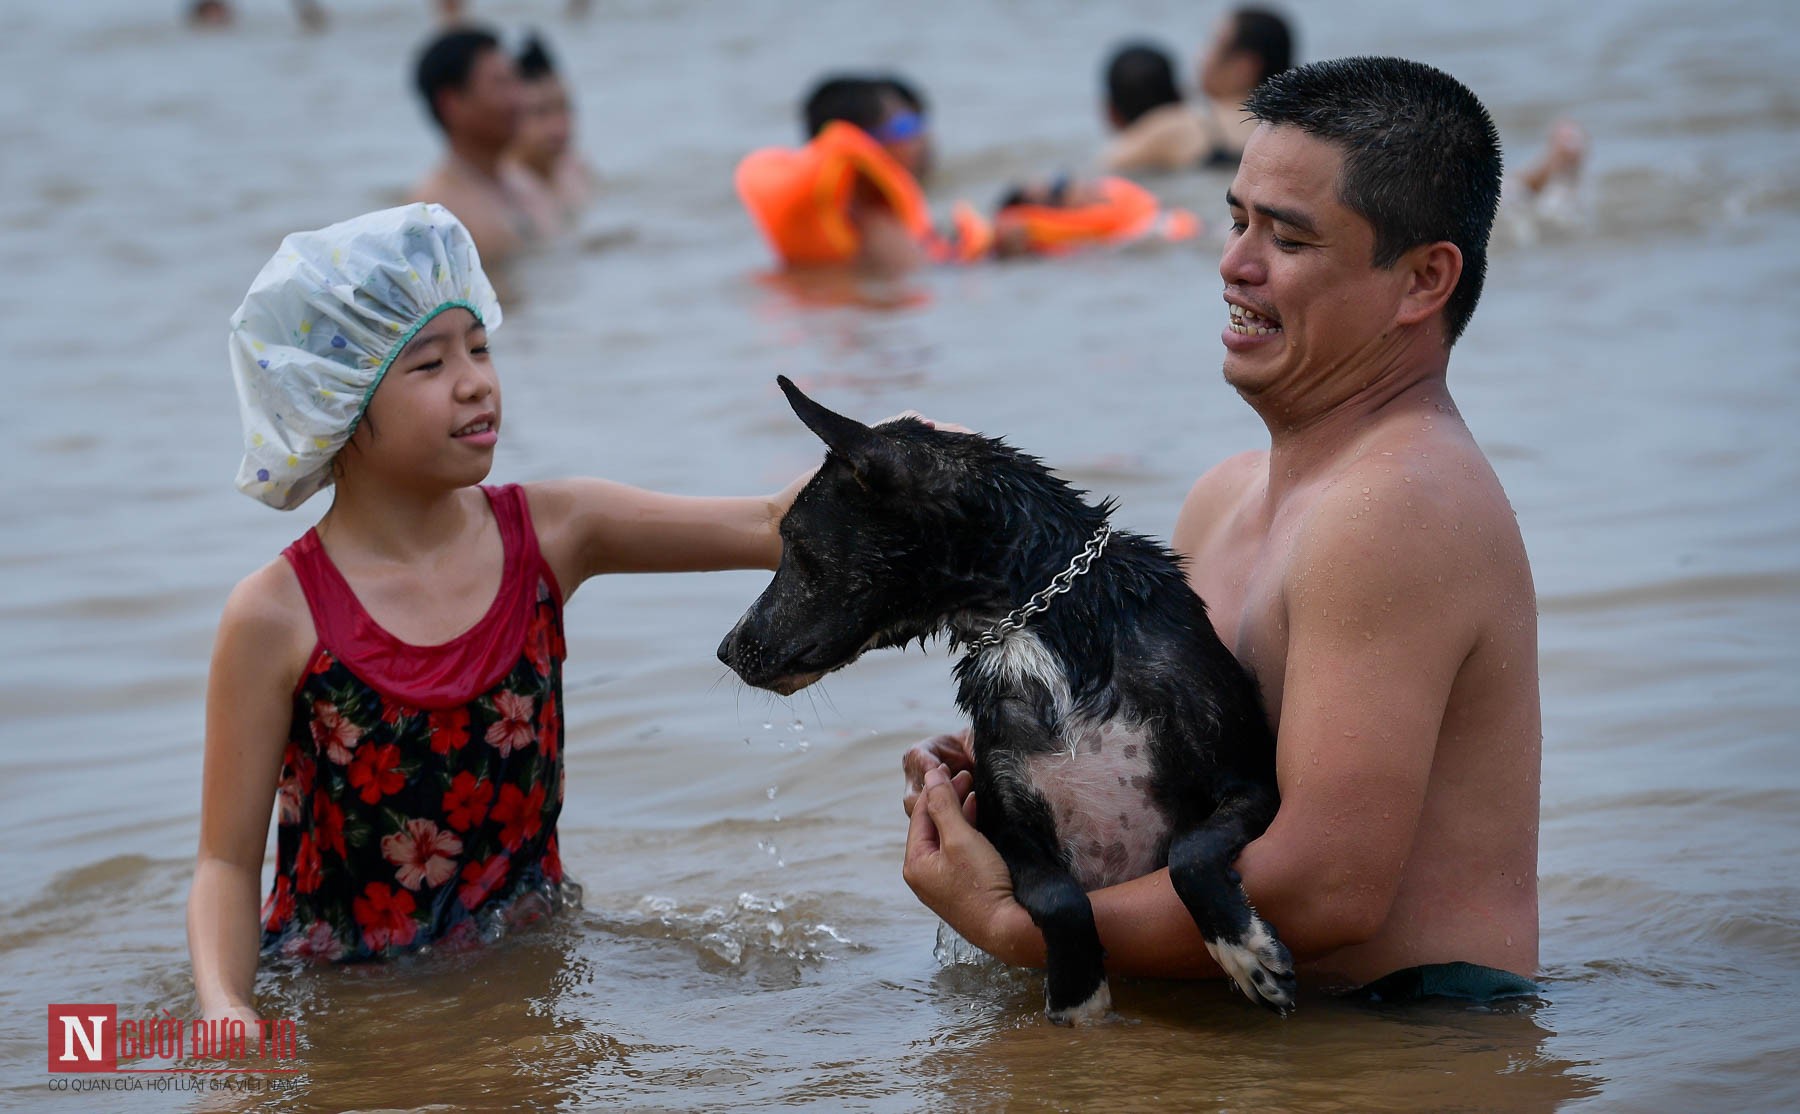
[1204,912,1296,1014]
[1045,979,1113,1026]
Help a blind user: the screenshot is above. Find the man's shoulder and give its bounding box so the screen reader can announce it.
[1107,105,1209,172]
[1173,450,1265,550]
[1191,449,1267,499]
[1289,429,1525,608]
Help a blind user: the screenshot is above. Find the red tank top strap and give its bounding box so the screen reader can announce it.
[282,484,561,709]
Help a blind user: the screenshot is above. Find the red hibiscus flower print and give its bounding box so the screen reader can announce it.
[286,920,345,962]
[443,771,494,831]
[491,782,547,851]
[306,648,333,678]
[525,608,554,676]
[311,700,363,764]
[261,876,294,931]
[458,853,510,911]
[381,818,464,892]
[485,691,536,757]
[347,742,405,804]
[429,706,471,755]
[382,701,415,727]
[352,881,418,951]
[543,835,564,885]
[537,699,560,763]
[295,833,324,894]
[313,794,347,857]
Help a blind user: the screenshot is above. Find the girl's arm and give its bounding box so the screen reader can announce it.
[187,563,310,1021]
[527,473,807,593]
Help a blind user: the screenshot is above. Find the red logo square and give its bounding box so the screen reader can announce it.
[47,1004,117,1073]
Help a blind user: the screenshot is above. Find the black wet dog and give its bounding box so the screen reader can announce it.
[718,377,1294,1022]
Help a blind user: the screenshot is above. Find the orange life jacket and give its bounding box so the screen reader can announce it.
[995,177,1201,256]
[736,122,939,267]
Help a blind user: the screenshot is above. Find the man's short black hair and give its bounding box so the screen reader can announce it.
[517,32,556,82]
[801,75,887,139]
[414,26,502,130]
[1229,8,1294,88]
[1244,56,1503,345]
[874,73,927,118]
[1105,42,1182,127]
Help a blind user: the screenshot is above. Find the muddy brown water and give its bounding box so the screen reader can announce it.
[2,1,1798,1110]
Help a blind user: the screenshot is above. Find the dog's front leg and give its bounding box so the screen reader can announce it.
[1166,784,1296,1013]
[976,765,1111,1025]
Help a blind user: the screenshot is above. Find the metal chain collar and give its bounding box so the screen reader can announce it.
[966,524,1113,652]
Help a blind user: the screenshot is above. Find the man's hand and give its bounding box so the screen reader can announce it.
[903,764,1028,960]
[901,729,975,816]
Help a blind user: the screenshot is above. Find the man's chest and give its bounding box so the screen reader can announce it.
[1183,508,1295,723]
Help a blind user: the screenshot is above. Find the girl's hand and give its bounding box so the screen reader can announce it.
[902,729,975,816]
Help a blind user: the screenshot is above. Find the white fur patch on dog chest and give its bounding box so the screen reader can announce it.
[1021,720,1170,890]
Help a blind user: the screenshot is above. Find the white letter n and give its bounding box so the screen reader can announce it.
[58,1016,106,1062]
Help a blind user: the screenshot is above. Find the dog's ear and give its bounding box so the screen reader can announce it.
[778,375,908,492]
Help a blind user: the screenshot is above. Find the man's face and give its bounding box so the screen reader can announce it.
[1218,125,1409,404]
[516,76,572,165]
[445,48,522,149]
[1198,17,1252,101]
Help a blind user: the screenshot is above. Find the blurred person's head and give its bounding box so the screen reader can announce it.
[1104,42,1182,129]
[1222,53,1500,405]
[513,33,574,176]
[187,0,232,28]
[1199,8,1293,101]
[801,75,928,179]
[802,76,886,139]
[415,26,520,151]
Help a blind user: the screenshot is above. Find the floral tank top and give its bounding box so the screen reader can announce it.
[260,484,571,962]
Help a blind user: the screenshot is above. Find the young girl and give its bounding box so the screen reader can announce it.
[188,204,800,1023]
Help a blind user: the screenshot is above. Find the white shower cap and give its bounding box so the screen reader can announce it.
[228,203,503,510]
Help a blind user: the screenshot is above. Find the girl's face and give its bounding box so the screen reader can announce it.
[340,307,502,495]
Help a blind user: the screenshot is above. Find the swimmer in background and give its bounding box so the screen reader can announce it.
[738,75,976,275]
[989,173,1201,258]
[406,26,562,268]
[507,33,598,225]
[1102,8,1294,175]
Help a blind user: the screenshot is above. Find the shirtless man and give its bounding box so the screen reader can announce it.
[905,56,1540,1001]
[407,27,560,267]
[1104,8,1293,174]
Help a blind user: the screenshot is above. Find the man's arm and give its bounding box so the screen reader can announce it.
[854,206,930,276]
[906,463,1477,978]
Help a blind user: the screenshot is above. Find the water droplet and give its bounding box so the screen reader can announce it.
[766,786,779,800]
